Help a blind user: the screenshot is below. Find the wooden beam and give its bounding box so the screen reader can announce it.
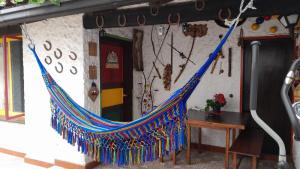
[83,0,300,29]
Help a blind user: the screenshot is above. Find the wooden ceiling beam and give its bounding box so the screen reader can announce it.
[83,0,300,29]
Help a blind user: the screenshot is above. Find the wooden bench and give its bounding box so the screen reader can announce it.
[229,129,264,169]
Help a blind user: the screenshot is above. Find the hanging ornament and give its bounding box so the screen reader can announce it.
[88,82,99,102]
[264,16,271,21]
[269,26,278,33]
[256,17,264,24]
[251,23,260,31]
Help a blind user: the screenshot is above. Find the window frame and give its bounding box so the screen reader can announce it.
[0,35,24,122]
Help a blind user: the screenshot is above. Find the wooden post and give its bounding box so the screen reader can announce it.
[186,124,191,164]
[252,157,257,169]
[225,128,230,169]
[233,153,237,169]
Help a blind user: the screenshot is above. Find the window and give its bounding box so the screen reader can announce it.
[0,35,24,123]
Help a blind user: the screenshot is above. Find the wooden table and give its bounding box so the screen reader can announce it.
[185,109,249,169]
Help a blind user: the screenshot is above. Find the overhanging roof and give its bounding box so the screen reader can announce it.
[0,0,149,27]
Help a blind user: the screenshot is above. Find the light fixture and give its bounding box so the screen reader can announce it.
[278,14,299,38]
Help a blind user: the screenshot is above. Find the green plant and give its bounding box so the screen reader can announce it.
[205,93,226,111]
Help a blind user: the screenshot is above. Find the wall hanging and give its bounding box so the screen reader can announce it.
[88,42,97,56]
[132,29,144,71]
[54,48,62,59]
[89,65,97,79]
[228,47,232,77]
[88,82,99,102]
[182,23,208,37]
[43,40,52,51]
[174,36,196,83]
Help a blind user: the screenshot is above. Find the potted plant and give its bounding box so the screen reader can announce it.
[205,93,226,115]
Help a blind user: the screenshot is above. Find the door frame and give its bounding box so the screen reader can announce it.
[239,35,295,157]
[99,33,133,122]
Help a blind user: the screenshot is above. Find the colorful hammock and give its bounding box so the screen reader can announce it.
[28,1,254,165]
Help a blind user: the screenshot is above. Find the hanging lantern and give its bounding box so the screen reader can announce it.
[251,23,260,31]
[88,82,99,102]
[278,14,300,38]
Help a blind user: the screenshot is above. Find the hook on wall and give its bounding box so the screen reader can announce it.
[55,62,64,73]
[54,48,62,59]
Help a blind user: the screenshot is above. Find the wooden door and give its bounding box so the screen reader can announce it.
[242,37,294,155]
[100,35,133,122]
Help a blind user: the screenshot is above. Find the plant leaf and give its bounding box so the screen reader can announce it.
[49,0,60,6]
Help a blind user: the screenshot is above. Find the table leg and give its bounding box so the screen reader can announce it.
[232,129,236,144]
[186,124,191,164]
[225,128,230,169]
[232,153,237,169]
[198,128,202,153]
[232,128,236,162]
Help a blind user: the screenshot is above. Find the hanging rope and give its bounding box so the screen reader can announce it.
[21,23,34,48]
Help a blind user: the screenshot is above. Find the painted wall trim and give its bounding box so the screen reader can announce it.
[0,147,99,169]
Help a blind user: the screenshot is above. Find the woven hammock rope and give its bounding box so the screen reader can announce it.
[28,0,255,165]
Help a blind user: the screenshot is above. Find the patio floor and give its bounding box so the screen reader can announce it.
[0,150,293,169]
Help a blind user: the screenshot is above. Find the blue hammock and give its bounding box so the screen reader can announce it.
[30,23,235,165]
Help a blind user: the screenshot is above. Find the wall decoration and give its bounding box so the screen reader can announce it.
[171,32,174,73]
[55,62,63,73]
[182,23,208,38]
[251,23,260,31]
[136,15,146,26]
[228,47,232,77]
[89,65,97,79]
[264,16,271,21]
[139,72,157,115]
[132,29,144,71]
[44,56,52,65]
[153,62,162,79]
[54,48,62,59]
[117,14,127,27]
[148,25,170,79]
[219,62,224,75]
[43,40,52,51]
[105,50,119,69]
[269,26,278,33]
[194,0,205,11]
[174,37,196,83]
[88,82,99,102]
[68,51,78,61]
[255,17,264,24]
[217,8,232,21]
[168,13,181,25]
[168,43,196,65]
[163,64,172,91]
[70,66,78,75]
[88,42,97,56]
[210,53,221,74]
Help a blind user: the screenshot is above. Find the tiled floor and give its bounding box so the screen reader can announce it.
[0,150,291,169]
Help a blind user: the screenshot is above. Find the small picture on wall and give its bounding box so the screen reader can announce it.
[105,50,119,69]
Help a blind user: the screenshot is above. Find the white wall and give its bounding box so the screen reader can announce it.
[21,14,87,165]
[103,17,289,147]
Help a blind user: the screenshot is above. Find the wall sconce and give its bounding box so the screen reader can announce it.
[278,14,299,38]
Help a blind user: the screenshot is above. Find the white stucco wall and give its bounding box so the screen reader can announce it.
[21,14,86,165]
[103,17,289,147]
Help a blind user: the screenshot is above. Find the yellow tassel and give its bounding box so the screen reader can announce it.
[159,140,162,158]
[129,150,132,164]
[166,137,170,151]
